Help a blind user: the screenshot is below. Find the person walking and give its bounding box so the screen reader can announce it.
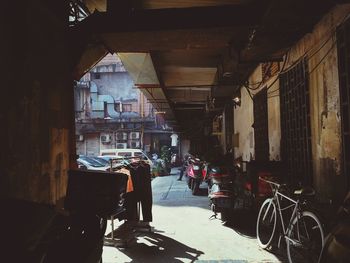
[177,154,190,181]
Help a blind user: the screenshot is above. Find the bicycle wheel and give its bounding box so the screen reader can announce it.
[287,211,324,263]
[256,198,277,249]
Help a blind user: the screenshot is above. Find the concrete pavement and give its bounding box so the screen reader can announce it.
[103,168,286,263]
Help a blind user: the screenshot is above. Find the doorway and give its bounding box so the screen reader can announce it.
[337,19,350,189]
[253,87,269,161]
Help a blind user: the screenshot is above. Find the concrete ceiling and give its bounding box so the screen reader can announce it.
[75,0,337,131]
[82,0,250,12]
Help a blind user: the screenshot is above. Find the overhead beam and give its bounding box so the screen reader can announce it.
[173,101,207,105]
[76,0,270,34]
[150,51,179,124]
[166,87,211,91]
[176,107,204,110]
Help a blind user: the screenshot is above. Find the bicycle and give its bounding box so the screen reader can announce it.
[256,177,325,263]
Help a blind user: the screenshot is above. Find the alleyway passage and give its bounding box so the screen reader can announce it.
[103,169,287,263]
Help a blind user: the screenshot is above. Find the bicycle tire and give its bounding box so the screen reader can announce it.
[287,211,325,263]
[256,198,277,249]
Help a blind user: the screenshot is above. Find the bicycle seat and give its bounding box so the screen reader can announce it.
[294,187,315,196]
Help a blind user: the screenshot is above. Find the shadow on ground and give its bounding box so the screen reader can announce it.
[118,232,204,263]
[223,210,288,262]
[224,210,257,238]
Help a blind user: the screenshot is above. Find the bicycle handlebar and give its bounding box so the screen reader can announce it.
[259,176,286,189]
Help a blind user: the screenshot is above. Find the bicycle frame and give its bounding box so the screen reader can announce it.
[262,178,302,247]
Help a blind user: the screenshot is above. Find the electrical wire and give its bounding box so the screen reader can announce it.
[244,49,290,100]
[276,12,350,76]
[267,37,337,97]
[247,12,350,98]
[309,39,337,75]
[244,84,254,100]
[245,62,274,91]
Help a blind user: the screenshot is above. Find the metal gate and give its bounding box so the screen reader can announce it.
[280,59,313,186]
[337,20,350,189]
[253,87,269,161]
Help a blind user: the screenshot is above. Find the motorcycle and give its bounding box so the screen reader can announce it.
[318,191,350,263]
[186,157,205,195]
[207,164,236,222]
[232,160,255,211]
[207,159,256,222]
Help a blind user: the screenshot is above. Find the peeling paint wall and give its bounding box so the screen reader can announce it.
[234,5,350,201]
[0,1,74,204]
[286,5,350,201]
[234,86,254,161]
[234,65,281,162]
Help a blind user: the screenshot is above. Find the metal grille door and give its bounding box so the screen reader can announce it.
[280,59,313,185]
[253,87,269,161]
[337,21,350,188]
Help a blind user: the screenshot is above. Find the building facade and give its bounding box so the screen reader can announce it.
[229,5,350,203]
[74,54,158,156]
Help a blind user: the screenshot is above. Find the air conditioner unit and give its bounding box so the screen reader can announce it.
[101,134,111,143]
[129,132,140,140]
[116,132,128,140]
[76,134,84,142]
[130,141,140,148]
[123,132,128,140]
[116,143,127,149]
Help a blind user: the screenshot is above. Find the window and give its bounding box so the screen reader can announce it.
[117,152,132,157]
[280,58,312,186]
[101,152,116,156]
[93,73,101,79]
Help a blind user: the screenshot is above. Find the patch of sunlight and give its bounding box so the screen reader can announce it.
[102,246,132,263]
[137,236,159,247]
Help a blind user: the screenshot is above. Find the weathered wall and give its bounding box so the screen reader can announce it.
[0,1,74,204]
[92,72,137,100]
[234,87,254,161]
[234,5,350,201]
[234,65,281,161]
[285,5,350,201]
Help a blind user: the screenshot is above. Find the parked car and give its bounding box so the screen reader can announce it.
[77,156,110,171]
[97,155,127,170]
[100,148,153,168]
[89,156,110,166]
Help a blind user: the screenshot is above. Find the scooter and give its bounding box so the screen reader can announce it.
[207,165,236,222]
[186,157,205,195]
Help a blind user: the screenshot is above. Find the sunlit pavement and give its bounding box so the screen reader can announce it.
[102,168,285,263]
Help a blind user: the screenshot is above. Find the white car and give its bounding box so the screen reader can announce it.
[100,148,153,168]
[77,156,110,171]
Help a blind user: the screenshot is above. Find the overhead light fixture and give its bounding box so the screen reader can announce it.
[223,72,232,78]
[232,96,241,107]
[155,111,166,114]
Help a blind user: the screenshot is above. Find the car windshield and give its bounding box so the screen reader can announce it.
[135,152,149,160]
[90,156,109,166]
[79,156,105,167]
